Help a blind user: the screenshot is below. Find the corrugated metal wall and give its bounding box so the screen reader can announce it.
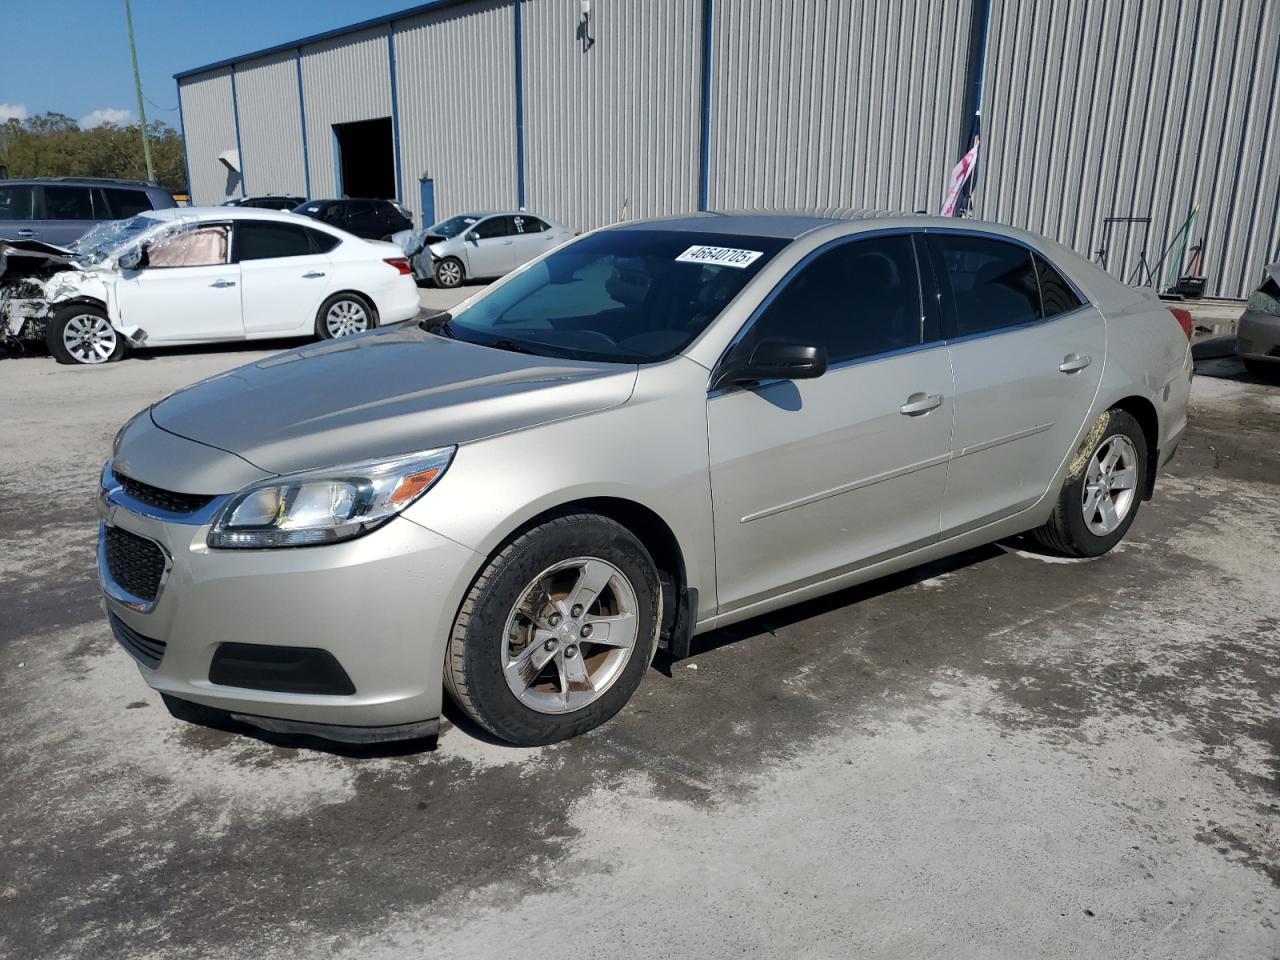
[394,0,518,224]
[708,0,974,213]
[177,68,240,204]
[299,27,393,200]
[234,51,307,198]
[521,0,702,231]
[976,0,1280,299]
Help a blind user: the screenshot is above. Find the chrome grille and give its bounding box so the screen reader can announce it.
[115,472,213,514]
[103,526,166,603]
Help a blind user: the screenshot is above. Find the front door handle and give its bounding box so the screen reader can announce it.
[302,271,326,279]
[17,228,37,238]
[209,279,237,288]
[1059,353,1092,373]
[899,392,944,416]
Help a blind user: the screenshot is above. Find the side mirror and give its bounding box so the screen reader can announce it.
[712,338,828,391]
[117,247,144,271]
[465,231,479,243]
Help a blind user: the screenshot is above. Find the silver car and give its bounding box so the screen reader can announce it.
[397,211,573,288]
[100,213,1192,747]
[1235,261,1280,376]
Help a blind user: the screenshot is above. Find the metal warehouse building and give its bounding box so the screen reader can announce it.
[176,0,1280,299]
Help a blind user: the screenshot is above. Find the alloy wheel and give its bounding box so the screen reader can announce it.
[501,557,640,714]
[62,314,118,364]
[437,260,462,287]
[1081,434,1139,536]
[325,299,370,338]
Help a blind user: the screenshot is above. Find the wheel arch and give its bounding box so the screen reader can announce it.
[487,496,695,658]
[1107,394,1160,500]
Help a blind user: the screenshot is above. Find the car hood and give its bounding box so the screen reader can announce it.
[149,324,638,481]
[0,239,76,280]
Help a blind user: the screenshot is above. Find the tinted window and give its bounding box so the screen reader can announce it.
[103,187,153,218]
[1034,253,1085,317]
[144,225,230,268]
[472,217,508,239]
[0,185,35,220]
[738,235,922,365]
[236,222,314,261]
[447,230,788,363]
[42,186,95,220]
[931,234,1041,336]
[511,215,547,234]
[307,228,340,253]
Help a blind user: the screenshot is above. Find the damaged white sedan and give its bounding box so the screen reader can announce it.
[0,208,421,365]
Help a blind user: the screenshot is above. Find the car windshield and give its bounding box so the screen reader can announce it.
[445,229,789,363]
[72,214,165,264]
[429,215,480,238]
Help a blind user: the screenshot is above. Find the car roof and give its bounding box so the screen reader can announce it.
[608,209,1057,242]
[142,206,332,224]
[3,176,166,189]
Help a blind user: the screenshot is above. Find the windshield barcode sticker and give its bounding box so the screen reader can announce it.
[674,245,763,268]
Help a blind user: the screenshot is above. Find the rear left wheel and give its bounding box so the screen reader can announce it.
[315,293,375,340]
[444,514,662,746]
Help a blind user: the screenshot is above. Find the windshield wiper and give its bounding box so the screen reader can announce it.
[484,337,539,355]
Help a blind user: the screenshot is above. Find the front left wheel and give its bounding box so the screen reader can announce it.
[444,514,662,746]
[315,293,375,340]
[46,303,125,365]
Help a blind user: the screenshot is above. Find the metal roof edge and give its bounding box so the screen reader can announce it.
[174,0,481,81]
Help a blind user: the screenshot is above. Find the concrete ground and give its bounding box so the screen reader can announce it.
[0,298,1276,959]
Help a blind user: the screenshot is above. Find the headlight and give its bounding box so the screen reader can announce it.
[208,447,454,549]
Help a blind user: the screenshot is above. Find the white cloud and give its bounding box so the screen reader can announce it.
[0,103,29,123]
[80,107,134,129]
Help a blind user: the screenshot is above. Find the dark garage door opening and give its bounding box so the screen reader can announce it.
[333,117,395,199]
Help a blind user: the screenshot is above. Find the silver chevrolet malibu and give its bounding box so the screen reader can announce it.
[100,212,1193,747]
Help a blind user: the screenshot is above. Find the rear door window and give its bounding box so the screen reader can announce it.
[42,186,95,221]
[235,221,317,261]
[929,234,1042,337]
[738,234,923,365]
[1033,254,1086,318]
[511,215,547,234]
[102,188,154,218]
[0,184,35,220]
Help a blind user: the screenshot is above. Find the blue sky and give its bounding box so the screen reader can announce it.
[1,0,411,128]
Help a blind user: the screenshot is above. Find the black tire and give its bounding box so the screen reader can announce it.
[433,257,464,289]
[1243,357,1279,379]
[314,292,376,340]
[444,514,662,746]
[1033,409,1148,558]
[45,303,125,365]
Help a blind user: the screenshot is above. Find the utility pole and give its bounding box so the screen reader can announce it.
[123,0,154,182]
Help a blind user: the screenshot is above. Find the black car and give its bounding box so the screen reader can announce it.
[221,195,306,211]
[292,198,413,240]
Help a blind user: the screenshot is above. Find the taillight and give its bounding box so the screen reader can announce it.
[383,257,412,275]
[1169,307,1193,340]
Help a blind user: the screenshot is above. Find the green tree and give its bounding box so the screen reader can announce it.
[0,111,186,194]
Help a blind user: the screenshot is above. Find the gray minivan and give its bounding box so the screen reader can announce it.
[0,177,176,246]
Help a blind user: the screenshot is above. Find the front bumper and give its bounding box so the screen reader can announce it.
[1235,309,1280,362]
[98,468,482,735]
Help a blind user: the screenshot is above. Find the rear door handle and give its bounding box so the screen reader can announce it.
[302,271,326,279]
[899,392,944,416]
[209,279,236,288]
[16,229,37,238]
[1059,353,1092,373]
